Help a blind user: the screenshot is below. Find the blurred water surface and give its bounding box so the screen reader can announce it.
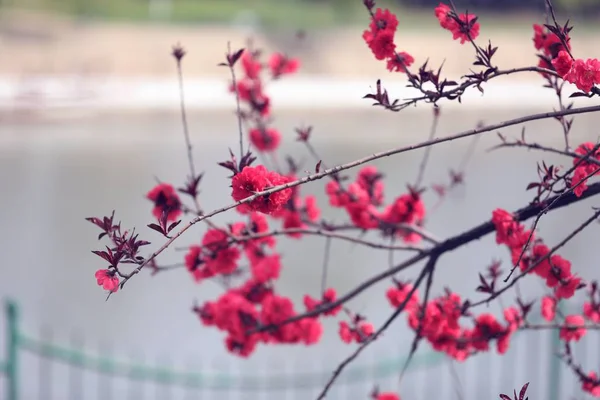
[1,107,600,399]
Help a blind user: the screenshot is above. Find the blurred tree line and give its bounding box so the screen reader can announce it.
[305,0,600,14]
[401,0,598,12]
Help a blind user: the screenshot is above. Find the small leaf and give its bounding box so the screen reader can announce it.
[499,395,511,400]
[526,182,540,190]
[147,223,165,235]
[226,48,245,67]
[569,92,589,98]
[519,382,529,400]
[315,160,322,173]
[167,220,182,233]
[91,250,111,263]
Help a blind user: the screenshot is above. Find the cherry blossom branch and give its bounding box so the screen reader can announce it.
[398,253,437,382]
[521,323,600,330]
[306,214,440,245]
[491,141,600,281]
[396,66,559,109]
[113,104,600,295]
[229,227,423,252]
[491,142,600,167]
[544,0,574,60]
[250,180,600,332]
[470,207,600,308]
[316,256,436,400]
[559,342,600,391]
[447,0,489,67]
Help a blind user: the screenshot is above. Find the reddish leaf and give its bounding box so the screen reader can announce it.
[519,382,529,400]
[91,250,111,263]
[147,223,165,235]
[167,220,182,233]
[227,48,245,66]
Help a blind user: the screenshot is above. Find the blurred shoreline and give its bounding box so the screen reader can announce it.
[2,9,599,120]
[1,77,599,123]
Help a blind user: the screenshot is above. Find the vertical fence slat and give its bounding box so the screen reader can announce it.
[127,352,143,400]
[183,358,199,400]
[98,343,113,400]
[68,331,84,400]
[39,325,53,400]
[547,319,562,400]
[155,355,172,400]
[4,301,19,400]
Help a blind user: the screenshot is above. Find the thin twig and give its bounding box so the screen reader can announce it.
[544,0,575,59]
[521,323,600,330]
[321,237,332,294]
[471,208,600,307]
[227,42,245,158]
[552,79,572,151]
[448,0,489,68]
[490,142,600,168]
[398,256,437,383]
[503,150,600,282]
[249,180,600,330]
[175,46,196,180]
[458,134,481,172]
[315,259,434,400]
[414,107,441,188]
[228,227,423,252]
[111,104,600,294]
[397,66,560,109]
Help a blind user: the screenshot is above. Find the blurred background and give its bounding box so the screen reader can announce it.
[1,0,600,399]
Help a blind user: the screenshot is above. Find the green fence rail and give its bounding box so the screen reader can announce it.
[1,298,570,400]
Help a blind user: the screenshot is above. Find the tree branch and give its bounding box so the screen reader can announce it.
[112,104,600,293]
[250,180,600,331]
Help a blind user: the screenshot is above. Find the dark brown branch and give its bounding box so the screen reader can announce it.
[250,180,600,332]
[491,141,600,281]
[470,207,600,308]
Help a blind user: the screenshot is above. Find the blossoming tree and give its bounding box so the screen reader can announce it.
[88,1,600,399]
